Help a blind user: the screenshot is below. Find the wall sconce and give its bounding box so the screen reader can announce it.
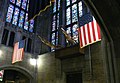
[29,58,37,66]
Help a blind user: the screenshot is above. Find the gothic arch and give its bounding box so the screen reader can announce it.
[0,65,34,83]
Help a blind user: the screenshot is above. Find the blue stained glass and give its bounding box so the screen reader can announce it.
[79,1,83,17]
[66,0,70,6]
[72,0,76,3]
[52,39,55,45]
[52,33,55,40]
[66,27,71,34]
[56,32,58,45]
[16,0,21,7]
[27,0,29,11]
[52,15,56,31]
[6,0,34,32]
[10,0,15,3]
[24,13,29,30]
[66,7,71,25]
[52,33,56,45]
[57,13,59,28]
[53,2,56,13]
[66,27,71,43]
[12,8,19,25]
[6,5,14,22]
[18,11,25,28]
[29,19,34,32]
[22,0,27,10]
[72,24,78,42]
[58,0,60,11]
[56,38,58,45]
[72,4,78,22]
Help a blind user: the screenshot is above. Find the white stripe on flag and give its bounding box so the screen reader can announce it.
[93,17,99,41]
[78,17,101,48]
[81,26,85,47]
[89,22,94,43]
[85,24,89,44]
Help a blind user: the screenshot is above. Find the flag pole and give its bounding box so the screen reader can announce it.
[88,45,94,83]
[77,20,93,82]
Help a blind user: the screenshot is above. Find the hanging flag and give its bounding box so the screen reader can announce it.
[0,70,4,81]
[12,40,25,64]
[78,13,101,48]
[28,0,55,21]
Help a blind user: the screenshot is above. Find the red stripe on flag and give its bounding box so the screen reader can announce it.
[83,26,87,45]
[12,41,24,64]
[87,24,91,44]
[91,21,96,42]
[78,17,101,48]
[97,23,101,39]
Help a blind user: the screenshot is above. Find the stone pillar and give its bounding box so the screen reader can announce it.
[14,30,22,43]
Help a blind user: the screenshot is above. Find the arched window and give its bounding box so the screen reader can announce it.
[6,0,34,32]
[51,0,84,50]
[51,0,61,51]
[65,0,83,45]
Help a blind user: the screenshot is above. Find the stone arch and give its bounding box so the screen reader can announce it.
[0,65,34,83]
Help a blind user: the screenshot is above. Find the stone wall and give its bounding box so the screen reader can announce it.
[0,45,35,82]
[36,40,109,83]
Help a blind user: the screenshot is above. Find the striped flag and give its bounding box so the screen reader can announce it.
[12,40,25,64]
[78,13,101,48]
[0,70,4,81]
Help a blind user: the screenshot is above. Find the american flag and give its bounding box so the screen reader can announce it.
[78,13,101,48]
[12,40,25,64]
[0,70,4,81]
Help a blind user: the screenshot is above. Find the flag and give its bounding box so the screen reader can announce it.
[0,70,4,81]
[61,28,76,44]
[28,0,54,21]
[78,13,101,48]
[12,40,25,64]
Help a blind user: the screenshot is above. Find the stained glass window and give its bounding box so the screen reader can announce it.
[12,8,19,25]
[66,27,71,34]
[72,24,78,42]
[56,32,58,45]
[53,1,56,13]
[72,4,78,22]
[66,0,70,6]
[65,0,82,45]
[27,0,29,11]
[52,15,56,31]
[66,7,71,25]
[6,0,34,32]
[51,0,61,51]
[6,5,14,22]
[72,0,76,3]
[51,0,84,49]
[79,1,83,17]
[10,0,15,3]
[22,0,27,9]
[66,27,71,43]
[58,0,61,11]
[29,20,34,32]
[52,33,55,45]
[16,0,21,7]
[24,13,29,30]
[18,11,25,28]
[57,13,59,28]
